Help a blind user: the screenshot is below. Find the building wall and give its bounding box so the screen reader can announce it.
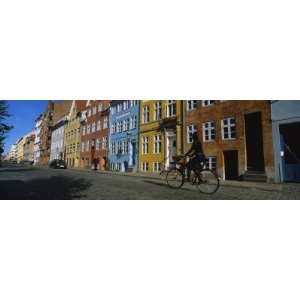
[139,100,183,173]
[24,135,35,162]
[33,115,43,164]
[271,100,300,182]
[64,100,86,168]
[80,100,110,170]
[16,138,25,163]
[108,100,140,172]
[184,100,274,181]
[39,101,54,165]
[50,121,66,161]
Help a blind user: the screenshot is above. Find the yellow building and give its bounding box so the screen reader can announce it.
[64,100,87,168]
[16,132,34,163]
[16,137,25,163]
[139,100,183,173]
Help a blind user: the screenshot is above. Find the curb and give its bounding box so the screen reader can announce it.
[59,167,283,193]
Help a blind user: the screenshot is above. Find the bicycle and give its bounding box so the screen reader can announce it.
[165,155,220,194]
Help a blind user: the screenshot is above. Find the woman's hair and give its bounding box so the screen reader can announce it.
[192,132,199,142]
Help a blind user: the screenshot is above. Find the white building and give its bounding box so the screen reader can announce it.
[33,114,43,165]
[7,144,17,161]
[50,116,68,161]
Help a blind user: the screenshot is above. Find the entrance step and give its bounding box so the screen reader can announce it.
[242,171,268,182]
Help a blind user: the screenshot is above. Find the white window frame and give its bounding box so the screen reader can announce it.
[221,117,236,140]
[187,124,197,144]
[202,121,215,142]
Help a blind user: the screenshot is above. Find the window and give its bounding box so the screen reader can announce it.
[141,162,149,172]
[143,106,149,123]
[187,124,197,143]
[130,100,137,107]
[202,121,215,142]
[103,117,108,129]
[122,140,128,153]
[186,100,198,111]
[130,115,137,129]
[102,137,107,149]
[88,109,91,117]
[91,140,95,147]
[154,101,162,120]
[98,103,103,112]
[92,106,97,115]
[82,126,86,136]
[117,141,122,154]
[123,101,129,110]
[96,138,100,150]
[111,142,116,154]
[153,162,161,172]
[87,124,90,134]
[97,120,101,131]
[117,103,122,112]
[91,122,96,133]
[167,100,176,117]
[123,119,129,131]
[111,106,115,115]
[86,140,90,151]
[202,100,215,107]
[111,123,117,134]
[154,135,161,153]
[142,136,149,154]
[222,117,236,139]
[206,156,217,171]
[117,121,122,133]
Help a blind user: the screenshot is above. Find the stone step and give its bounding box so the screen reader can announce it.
[242,171,268,182]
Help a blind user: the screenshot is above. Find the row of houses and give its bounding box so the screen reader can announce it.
[6,100,300,183]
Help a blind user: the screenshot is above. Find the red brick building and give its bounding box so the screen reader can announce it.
[39,101,54,165]
[183,100,274,182]
[80,100,110,170]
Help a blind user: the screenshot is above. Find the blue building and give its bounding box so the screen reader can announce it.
[271,100,300,183]
[108,100,140,172]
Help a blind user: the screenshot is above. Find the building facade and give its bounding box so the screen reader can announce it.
[49,116,68,161]
[7,144,17,161]
[39,101,54,165]
[271,100,300,183]
[139,100,183,173]
[23,134,35,162]
[64,100,87,168]
[16,137,25,163]
[183,100,274,182]
[49,101,72,162]
[108,100,140,172]
[80,100,110,170]
[33,114,43,165]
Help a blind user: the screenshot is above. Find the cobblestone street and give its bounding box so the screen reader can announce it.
[0,166,300,200]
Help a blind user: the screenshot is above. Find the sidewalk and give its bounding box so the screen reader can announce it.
[66,167,291,193]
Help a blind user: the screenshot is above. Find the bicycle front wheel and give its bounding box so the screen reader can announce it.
[166,168,184,189]
[195,169,220,194]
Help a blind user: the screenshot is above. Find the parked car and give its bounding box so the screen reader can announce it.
[20,160,34,166]
[49,159,67,169]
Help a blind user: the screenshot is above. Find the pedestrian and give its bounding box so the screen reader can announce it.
[93,158,99,171]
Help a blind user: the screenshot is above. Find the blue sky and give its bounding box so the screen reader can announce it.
[4,100,49,154]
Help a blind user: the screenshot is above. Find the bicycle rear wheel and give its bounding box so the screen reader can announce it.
[194,169,220,194]
[166,168,184,189]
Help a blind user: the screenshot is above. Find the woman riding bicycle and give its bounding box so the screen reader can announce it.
[184,132,205,181]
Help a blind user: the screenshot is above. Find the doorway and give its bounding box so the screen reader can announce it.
[280,122,300,182]
[224,150,239,180]
[166,132,176,167]
[244,112,265,172]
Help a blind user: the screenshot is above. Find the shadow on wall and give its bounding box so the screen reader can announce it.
[0,176,92,200]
